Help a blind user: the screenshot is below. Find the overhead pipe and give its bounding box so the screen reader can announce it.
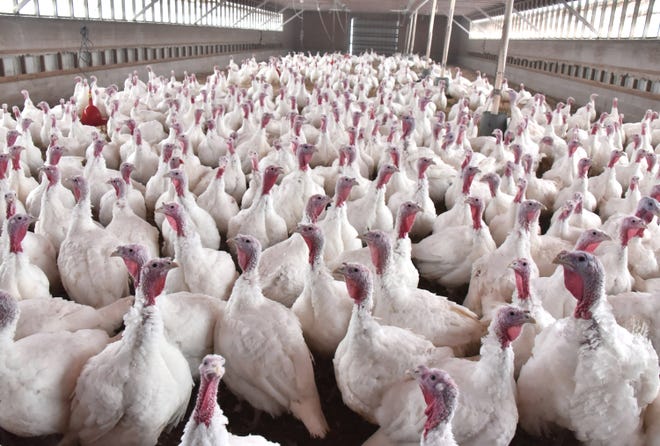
[440,0,456,71]
[403,13,412,54]
[425,0,438,59]
[491,0,515,113]
[409,11,419,52]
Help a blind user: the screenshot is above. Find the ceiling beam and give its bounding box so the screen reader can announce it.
[452,17,470,35]
[425,0,437,59]
[134,0,161,20]
[195,0,226,25]
[13,0,32,13]
[233,0,270,26]
[492,0,514,113]
[441,0,456,68]
[558,0,598,35]
[512,6,540,32]
[282,8,303,26]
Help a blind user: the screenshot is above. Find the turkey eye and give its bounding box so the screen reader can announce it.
[245,239,251,243]
[578,256,586,262]
[509,310,515,316]
[430,374,436,381]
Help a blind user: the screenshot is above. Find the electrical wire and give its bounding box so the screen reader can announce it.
[317,3,333,44]
[78,24,93,78]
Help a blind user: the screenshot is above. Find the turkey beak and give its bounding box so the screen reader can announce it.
[213,359,225,377]
[26,215,38,224]
[332,264,348,281]
[154,205,164,215]
[110,248,121,257]
[552,251,571,267]
[169,260,179,268]
[523,311,536,325]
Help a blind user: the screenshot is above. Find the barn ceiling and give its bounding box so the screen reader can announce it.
[268,0,528,17]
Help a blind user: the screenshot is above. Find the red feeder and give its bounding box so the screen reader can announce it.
[81,91,107,127]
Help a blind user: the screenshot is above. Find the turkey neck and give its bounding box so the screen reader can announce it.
[0,295,18,344]
[346,279,375,333]
[413,177,430,213]
[422,425,456,446]
[421,384,457,446]
[171,213,204,265]
[193,373,222,428]
[230,253,262,308]
[125,271,167,344]
[513,268,531,302]
[476,324,516,395]
[370,240,401,310]
[304,236,324,270]
[68,186,94,233]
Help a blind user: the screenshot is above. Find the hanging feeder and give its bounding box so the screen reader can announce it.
[81,91,107,127]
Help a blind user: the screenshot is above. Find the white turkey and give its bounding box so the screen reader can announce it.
[291,223,352,356]
[214,235,329,438]
[112,243,227,378]
[259,194,332,307]
[366,305,535,446]
[0,290,110,437]
[365,229,484,355]
[0,213,50,300]
[63,257,193,446]
[157,168,221,255]
[347,163,397,234]
[464,200,544,319]
[156,201,237,299]
[414,366,459,446]
[227,166,288,249]
[196,156,240,237]
[34,163,75,252]
[413,196,496,290]
[518,250,659,445]
[179,354,279,446]
[57,175,129,308]
[508,258,556,376]
[318,176,362,262]
[273,143,325,232]
[333,263,452,424]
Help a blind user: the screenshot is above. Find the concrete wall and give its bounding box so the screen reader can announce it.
[296,11,350,53]
[0,15,283,52]
[452,32,660,120]
[408,15,449,60]
[0,49,286,109]
[293,11,463,64]
[0,15,294,108]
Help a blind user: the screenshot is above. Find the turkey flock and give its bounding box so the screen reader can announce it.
[0,50,660,446]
